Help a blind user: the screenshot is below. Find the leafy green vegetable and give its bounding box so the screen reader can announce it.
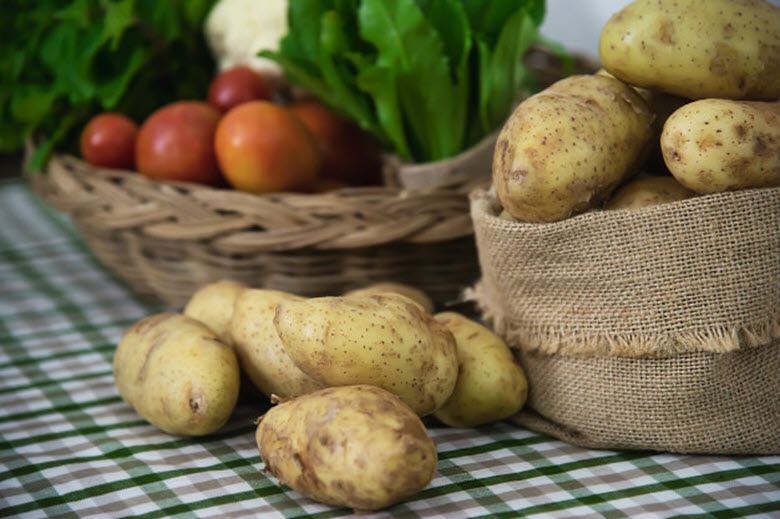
[261,0,549,162]
[0,0,217,171]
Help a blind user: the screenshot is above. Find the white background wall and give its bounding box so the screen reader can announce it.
[538,0,633,59]
[539,0,780,60]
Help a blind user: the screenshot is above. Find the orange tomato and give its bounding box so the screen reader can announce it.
[214,101,321,194]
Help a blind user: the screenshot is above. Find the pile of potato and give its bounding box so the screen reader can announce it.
[493,0,780,223]
[112,280,528,511]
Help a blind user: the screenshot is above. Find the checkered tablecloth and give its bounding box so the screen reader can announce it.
[1,179,779,518]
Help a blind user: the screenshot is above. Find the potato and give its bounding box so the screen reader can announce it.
[661,99,780,193]
[493,74,653,222]
[256,385,437,512]
[344,282,435,313]
[605,175,695,209]
[595,68,653,104]
[596,69,692,175]
[183,279,246,343]
[432,312,528,428]
[113,313,240,435]
[273,293,458,416]
[599,0,780,100]
[230,288,325,399]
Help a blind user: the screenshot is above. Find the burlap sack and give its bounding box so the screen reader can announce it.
[469,186,780,455]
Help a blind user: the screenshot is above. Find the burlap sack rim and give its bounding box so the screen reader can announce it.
[470,184,779,237]
[466,186,780,358]
[469,280,780,358]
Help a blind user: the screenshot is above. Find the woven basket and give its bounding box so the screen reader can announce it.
[30,45,593,309]
[32,154,494,308]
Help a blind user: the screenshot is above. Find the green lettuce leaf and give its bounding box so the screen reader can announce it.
[262,0,555,163]
[358,0,465,160]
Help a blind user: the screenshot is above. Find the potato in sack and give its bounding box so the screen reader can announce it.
[599,0,780,100]
[661,99,780,193]
[492,74,653,222]
[605,175,695,209]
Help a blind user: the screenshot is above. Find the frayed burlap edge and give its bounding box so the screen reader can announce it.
[464,282,780,357]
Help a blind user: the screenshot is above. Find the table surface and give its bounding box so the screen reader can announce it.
[1,178,779,519]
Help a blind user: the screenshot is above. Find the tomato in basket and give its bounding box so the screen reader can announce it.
[207,65,272,114]
[79,113,138,170]
[135,101,223,185]
[214,101,322,194]
[289,100,382,186]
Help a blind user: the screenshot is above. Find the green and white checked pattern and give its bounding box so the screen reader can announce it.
[1,179,779,518]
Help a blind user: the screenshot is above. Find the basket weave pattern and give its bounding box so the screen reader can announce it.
[33,155,485,307]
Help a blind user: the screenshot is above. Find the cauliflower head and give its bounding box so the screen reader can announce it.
[204,0,288,80]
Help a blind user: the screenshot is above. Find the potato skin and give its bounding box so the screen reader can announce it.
[113,313,240,435]
[605,175,694,209]
[183,279,246,343]
[344,282,435,313]
[273,293,458,416]
[599,0,780,100]
[661,99,780,193]
[256,385,437,512]
[432,312,528,428]
[230,288,325,399]
[492,74,653,222]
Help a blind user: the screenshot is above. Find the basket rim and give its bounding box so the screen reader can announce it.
[33,153,487,252]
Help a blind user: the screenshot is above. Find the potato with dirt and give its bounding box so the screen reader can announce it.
[256,385,437,512]
[599,0,780,100]
[113,314,240,436]
[661,99,780,193]
[492,74,653,222]
[605,175,695,209]
[344,282,435,313]
[230,288,325,399]
[432,312,528,428]
[183,279,246,343]
[273,293,458,416]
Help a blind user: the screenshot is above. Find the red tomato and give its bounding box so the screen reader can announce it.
[289,100,382,186]
[214,101,321,194]
[135,101,223,185]
[208,65,272,113]
[80,113,138,170]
